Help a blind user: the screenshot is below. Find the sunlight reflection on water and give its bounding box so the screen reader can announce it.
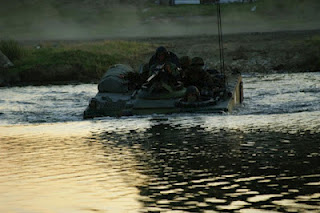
[1,113,320,212]
[0,73,320,212]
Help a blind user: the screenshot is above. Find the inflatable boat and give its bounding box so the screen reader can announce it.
[83,64,243,119]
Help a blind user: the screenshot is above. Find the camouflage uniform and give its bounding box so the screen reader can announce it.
[147,47,181,86]
[183,57,214,91]
[179,56,191,79]
[149,62,180,87]
[140,46,180,84]
[149,62,179,77]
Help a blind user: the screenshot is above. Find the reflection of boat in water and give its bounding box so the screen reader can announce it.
[83,64,243,119]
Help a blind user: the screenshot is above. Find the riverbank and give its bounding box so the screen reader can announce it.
[154,29,320,74]
[0,29,320,87]
[0,40,157,86]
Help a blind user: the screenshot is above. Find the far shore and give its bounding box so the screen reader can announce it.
[1,29,320,87]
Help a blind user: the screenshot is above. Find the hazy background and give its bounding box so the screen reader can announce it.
[0,0,320,40]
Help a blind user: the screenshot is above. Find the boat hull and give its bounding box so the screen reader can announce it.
[83,73,243,118]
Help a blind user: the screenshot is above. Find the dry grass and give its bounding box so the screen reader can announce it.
[0,40,26,61]
[1,40,157,85]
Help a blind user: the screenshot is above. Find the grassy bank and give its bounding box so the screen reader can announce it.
[0,40,156,86]
[1,30,320,87]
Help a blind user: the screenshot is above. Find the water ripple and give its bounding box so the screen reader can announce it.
[0,73,320,212]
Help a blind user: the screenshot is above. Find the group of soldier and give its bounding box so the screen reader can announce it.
[126,46,225,102]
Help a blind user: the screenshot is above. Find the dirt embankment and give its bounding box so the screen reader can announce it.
[137,29,320,74]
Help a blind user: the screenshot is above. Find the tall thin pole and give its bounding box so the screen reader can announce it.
[216,0,225,78]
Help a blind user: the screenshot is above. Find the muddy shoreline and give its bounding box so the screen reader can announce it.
[1,29,320,87]
[134,29,320,74]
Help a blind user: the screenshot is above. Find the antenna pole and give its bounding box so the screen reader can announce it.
[216,0,225,77]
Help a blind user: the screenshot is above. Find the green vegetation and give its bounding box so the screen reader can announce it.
[0,40,26,61]
[299,36,320,71]
[0,40,156,85]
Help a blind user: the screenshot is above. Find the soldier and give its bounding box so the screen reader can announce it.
[148,46,180,68]
[184,86,200,103]
[148,61,180,88]
[139,46,180,84]
[179,55,191,79]
[146,47,181,87]
[183,57,215,96]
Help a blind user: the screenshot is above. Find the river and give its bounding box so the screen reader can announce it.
[0,73,319,212]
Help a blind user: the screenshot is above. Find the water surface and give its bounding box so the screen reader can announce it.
[0,73,319,212]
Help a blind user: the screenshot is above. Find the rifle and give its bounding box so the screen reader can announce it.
[146,64,165,83]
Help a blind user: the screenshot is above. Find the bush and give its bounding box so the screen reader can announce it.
[0,40,26,61]
[293,36,320,71]
[306,36,320,70]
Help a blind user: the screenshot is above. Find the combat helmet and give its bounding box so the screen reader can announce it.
[185,86,200,102]
[179,56,191,70]
[156,46,168,57]
[191,57,204,66]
